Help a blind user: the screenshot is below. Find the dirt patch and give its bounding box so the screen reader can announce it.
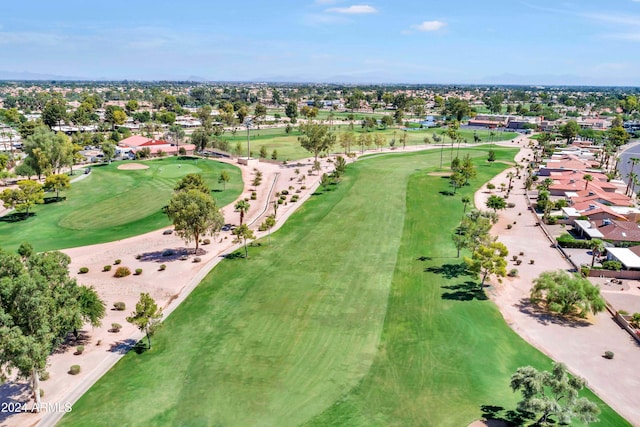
[117,163,149,170]
[427,172,452,177]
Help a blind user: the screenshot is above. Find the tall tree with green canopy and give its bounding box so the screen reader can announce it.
[127,293,162,349]
[232,223,256,259]
[191,128,210,152]
[0,248,105,411]
[285,101,298,123]
[174,173,210,194]
[298,122,336,162]
[530,270,606,318]
[0,180,44,218]
[510,363,600,425]
[486,194,507,212]
[559,120,580,143]
[41,97,68,129]
[218,170,230,190]
[465,241,508,287]
[43,173,71,200]
[166,189,224,253]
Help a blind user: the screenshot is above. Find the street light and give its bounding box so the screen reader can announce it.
[244,118,253,160]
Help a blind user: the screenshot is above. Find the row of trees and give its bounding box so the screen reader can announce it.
[0,246,106,410]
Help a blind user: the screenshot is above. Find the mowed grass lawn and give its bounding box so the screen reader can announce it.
[0,157,242,252]
[61,148,628,426]
[220,125,518,160]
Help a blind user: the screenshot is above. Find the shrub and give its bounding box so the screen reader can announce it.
[193,257,202,263]
[40,371,50,381]
[113,302,126,311]
[76,345,84,355]
[251,192,257,200]
[114,266,131,278]
[103,265,112,272]
[546,217,558,225]
[618,309,629,315]
[602,260,623,271]
[203,238,211,245]
[78,267,89,274]
[69,365,81,375]
[580,265,590,277]
[135,254,142,260]
[301,186,307,190]
[281,189,289,195]
[604,351,614,359]
[507,224,513,229]
[135,268,143,275]
[487,183,496,190]
[512,255,518,261]
[277,199,284,204]
[529,259,535,264]
[114,259,122,265]
[159,264,167,271]
[556,234,592,249]
[111,323,122,332]
[507,202,516,208]
[508,269,518,277]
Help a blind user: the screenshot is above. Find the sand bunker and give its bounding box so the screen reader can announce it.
[117,163,149,170]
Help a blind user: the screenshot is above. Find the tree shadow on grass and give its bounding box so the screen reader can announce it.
[223,251,245,260]
[425,262,471,279]
[108,339,138,355]
[439,190,455,196]
[0,212,34,223]
[515,298,591,328]
[43,196,66,204]
[479,404,534,426]
[442,280,488,301]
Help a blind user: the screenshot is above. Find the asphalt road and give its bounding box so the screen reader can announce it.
[616,142,640,191]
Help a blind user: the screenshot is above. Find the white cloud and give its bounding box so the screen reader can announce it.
[411,20,447,32]
[325,5,377,14]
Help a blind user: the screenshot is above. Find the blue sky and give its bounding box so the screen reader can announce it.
[1,0,640,85]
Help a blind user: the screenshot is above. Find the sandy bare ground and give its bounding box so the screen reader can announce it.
[475,143,640,425]
[116,163,149,170]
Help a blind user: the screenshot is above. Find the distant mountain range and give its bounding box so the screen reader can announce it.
[0,70,627,87]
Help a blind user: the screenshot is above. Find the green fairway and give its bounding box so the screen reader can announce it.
[221,125,518,160]
[0,157,243,252]
[61,148,627,426]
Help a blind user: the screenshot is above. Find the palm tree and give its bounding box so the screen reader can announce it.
[506,171,515,193]
[626,172,637,196]
[461,196,470,213]
[234,199,250,225]
[583,174,593,191]
[590,239,605,268]
[627,157,640,192]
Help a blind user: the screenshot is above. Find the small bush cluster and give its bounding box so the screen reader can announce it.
[111,323,122,332]
[508,269,518,277]
[103,265,112,272]
[193,257,202,263]
[40,371,50,381]
[507,224,513,229]
[76,345,84,355]
[113,301,126,311]
[135,268,143,275]
[114,266,131,278]
[507,202,516,208]
[290,195,299,203]
[69,365,81,375]
[203,238,211,245]
[78,267,89,274]
[487,183,496,190]
[604,351,614,359]
[280,189,289,195]
[114,259,122,265]
[159,264,167,271]
[251,191,257,200]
